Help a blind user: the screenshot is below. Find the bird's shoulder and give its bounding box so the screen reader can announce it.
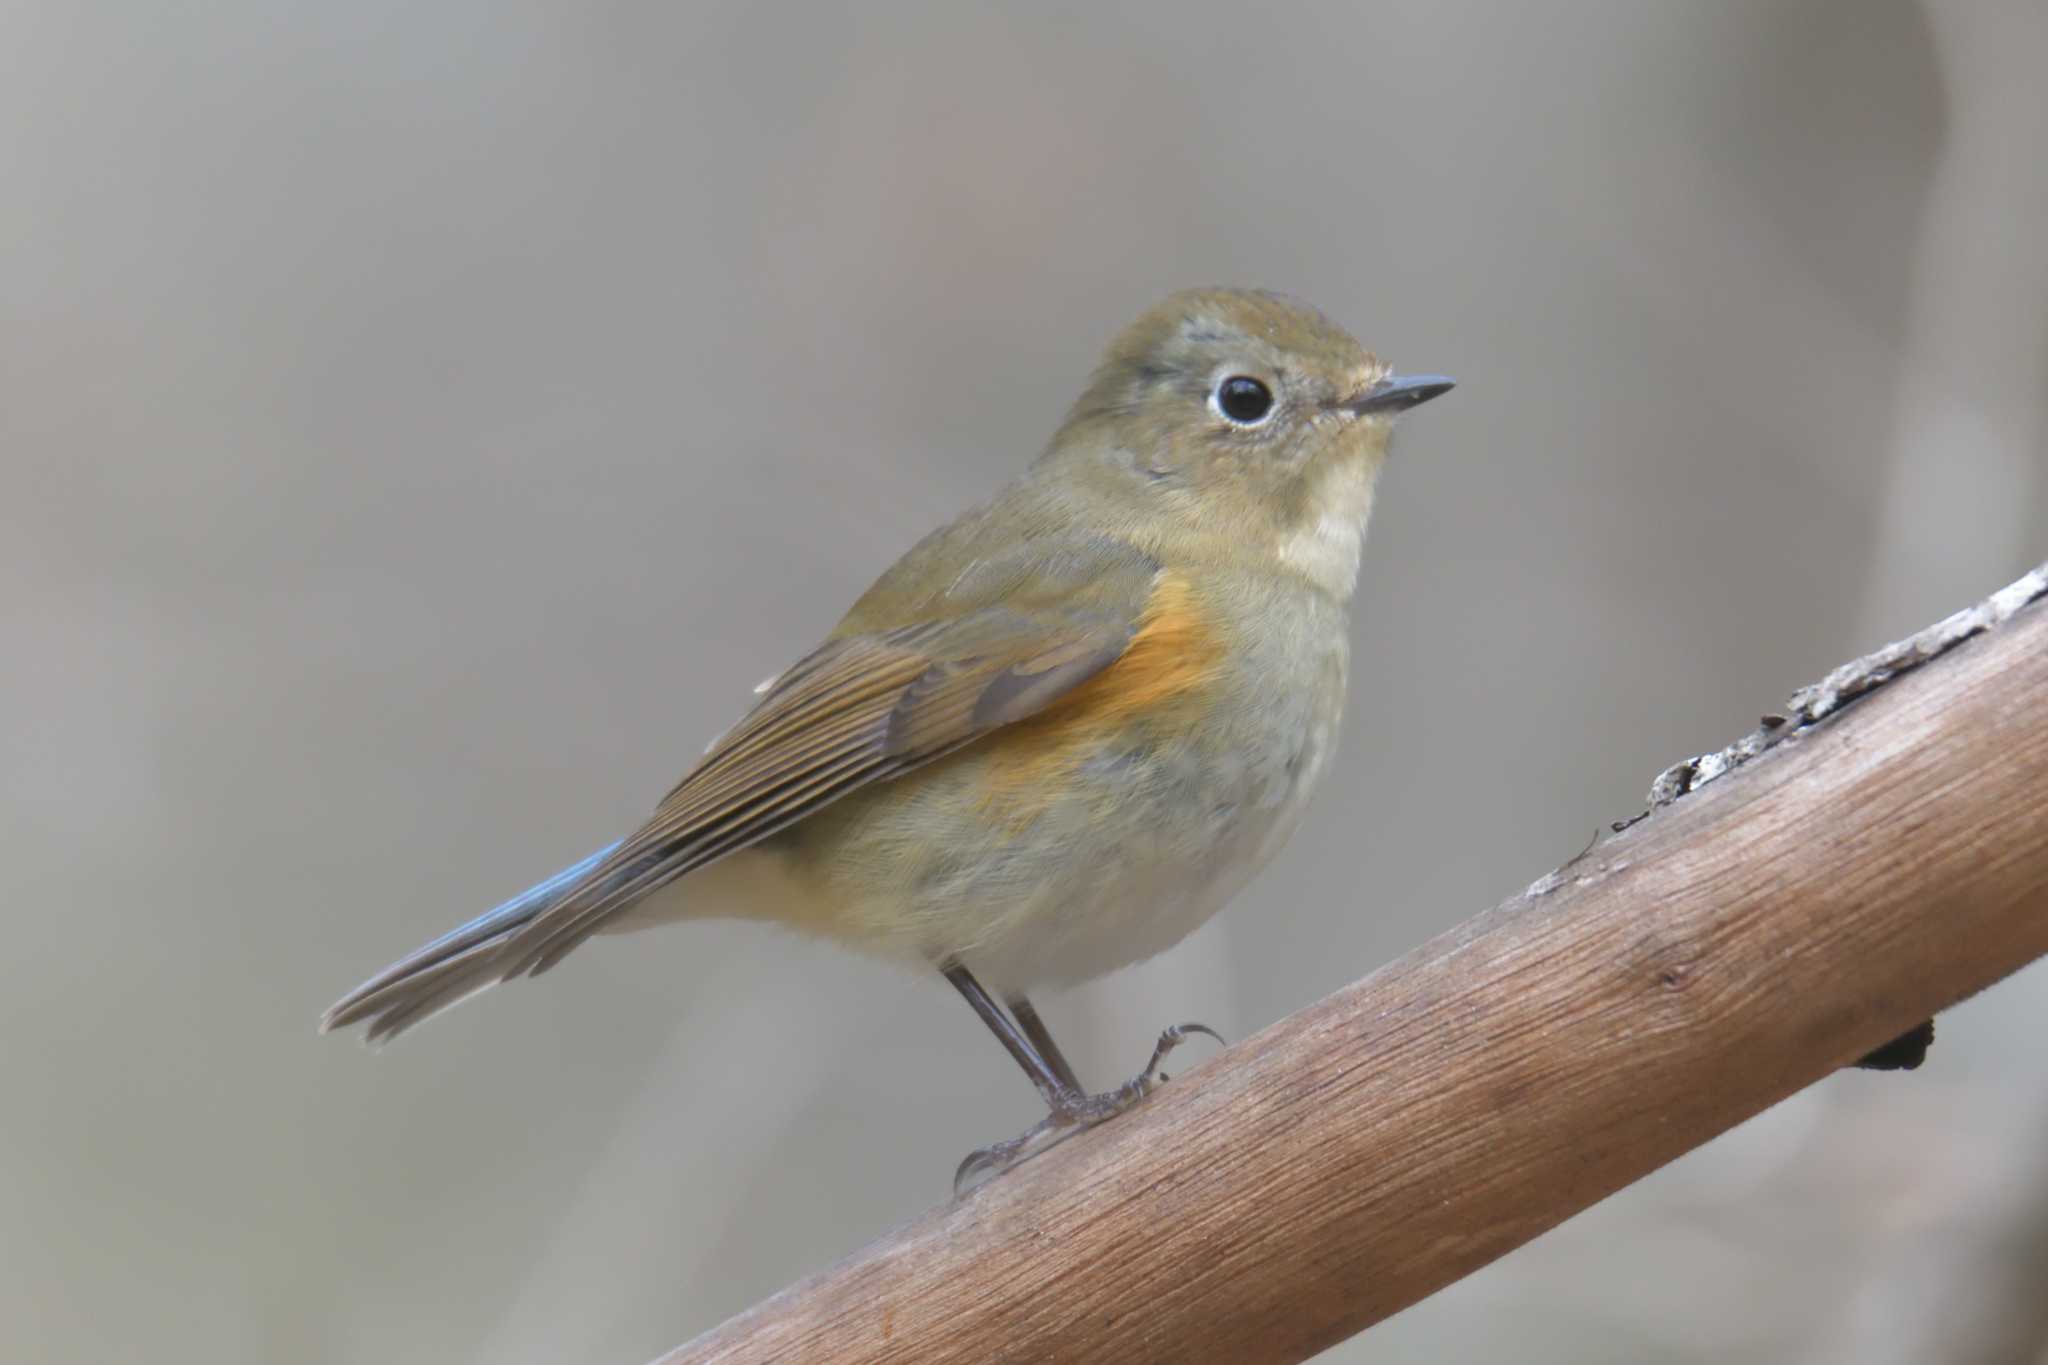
[832,485,1161,639]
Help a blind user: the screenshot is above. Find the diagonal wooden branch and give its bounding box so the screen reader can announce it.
[659,562,2048,1365]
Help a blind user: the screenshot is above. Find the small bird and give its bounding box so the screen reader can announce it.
[323,288,1453,1186]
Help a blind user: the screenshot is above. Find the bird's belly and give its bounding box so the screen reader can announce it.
[754,680,1343,993]
[965,780,1308,991]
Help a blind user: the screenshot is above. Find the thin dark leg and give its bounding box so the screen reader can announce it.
[944,966,1227,1196]
[943,963,1072,1107]
[1007,993,1083,1093]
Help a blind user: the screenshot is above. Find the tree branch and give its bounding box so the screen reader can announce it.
[659,563,2048,1365]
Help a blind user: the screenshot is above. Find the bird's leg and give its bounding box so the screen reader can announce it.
[945,964,1224,1193]
[1007,993,1083,1093]
[942,963,1074,1110]
[1010,991,1223,1116]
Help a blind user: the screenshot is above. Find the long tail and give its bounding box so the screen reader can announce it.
[320,841,623,1045]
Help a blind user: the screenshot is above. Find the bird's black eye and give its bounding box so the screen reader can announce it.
[1214,375,1274,424]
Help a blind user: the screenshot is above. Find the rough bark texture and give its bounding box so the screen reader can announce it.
[658,564,2048,1365]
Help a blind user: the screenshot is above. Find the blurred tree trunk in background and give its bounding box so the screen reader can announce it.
[1811,3,2048,1363]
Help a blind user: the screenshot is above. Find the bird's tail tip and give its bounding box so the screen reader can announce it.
[320,840,622,1045]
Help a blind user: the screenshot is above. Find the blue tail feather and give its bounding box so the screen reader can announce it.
[320,840,624,1040]
[405,840,622,967]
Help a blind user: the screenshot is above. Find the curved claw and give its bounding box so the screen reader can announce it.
[1140,1021,1225,1082]
[952,1140,1011,1194]
[954,1114,1063,1195]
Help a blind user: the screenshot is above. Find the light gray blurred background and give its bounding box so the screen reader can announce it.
[6,2,2047,1361]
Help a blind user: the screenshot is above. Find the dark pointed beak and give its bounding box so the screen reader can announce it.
[1341,373,1455,417]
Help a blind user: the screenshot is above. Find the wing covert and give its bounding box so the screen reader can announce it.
[497,542,1160,976]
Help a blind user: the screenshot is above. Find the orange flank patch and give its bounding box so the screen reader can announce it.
[970,572,1225,825]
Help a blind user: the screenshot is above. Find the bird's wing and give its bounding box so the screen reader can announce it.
[497,541,1163,976]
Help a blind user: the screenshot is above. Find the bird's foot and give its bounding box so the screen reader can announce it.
[953,1022,1223,1194]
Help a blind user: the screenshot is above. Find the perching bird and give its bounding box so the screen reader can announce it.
[323,288,1455,1185]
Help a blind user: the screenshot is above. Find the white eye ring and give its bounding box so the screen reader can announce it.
[1210,374,1275,425]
